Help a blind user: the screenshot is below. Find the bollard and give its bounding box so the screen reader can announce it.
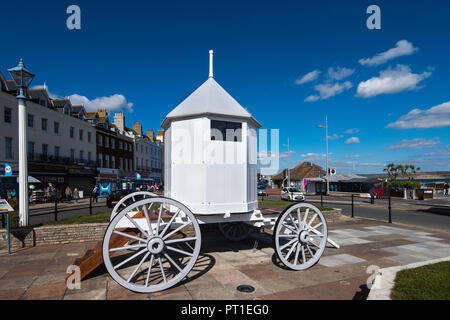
[90,195,92,215]
[351,194,354,218]
[54,198,58,222]
[388,195,392,223]
[6,213,11,254]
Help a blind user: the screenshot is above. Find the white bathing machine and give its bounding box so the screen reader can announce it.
[101,51,337,293]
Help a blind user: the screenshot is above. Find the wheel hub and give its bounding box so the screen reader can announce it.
[147,237,164,254]
[298,230,310,243]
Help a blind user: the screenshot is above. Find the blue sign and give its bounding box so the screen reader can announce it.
[4,163,12,177]
[136,173,141,180]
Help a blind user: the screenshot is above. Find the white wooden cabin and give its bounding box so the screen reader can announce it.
[161,51,261,215]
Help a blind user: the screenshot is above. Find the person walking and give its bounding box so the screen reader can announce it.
[92,185,99,203]
[73,188,79,203]
[65,186,72,203]
[444,182,449,195]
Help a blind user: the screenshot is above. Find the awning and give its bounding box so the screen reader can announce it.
[15,176,41,183]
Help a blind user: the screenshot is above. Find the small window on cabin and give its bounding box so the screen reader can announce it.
[210,120,242,142]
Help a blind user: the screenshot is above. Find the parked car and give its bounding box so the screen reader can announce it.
[281,187,305,202]
[257,186,267,197]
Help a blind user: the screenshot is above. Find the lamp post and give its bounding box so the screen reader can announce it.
[8,59,34,227]
[317,115,329,195]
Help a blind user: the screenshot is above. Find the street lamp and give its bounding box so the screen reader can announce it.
[317,115,329,195]
[8,59,34,227]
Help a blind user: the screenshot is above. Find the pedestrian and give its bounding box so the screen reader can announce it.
[444,182,449,195]
[92,185,99,203]
[65,186,72,203]
[50,184,56,202]
[73,188,79,203]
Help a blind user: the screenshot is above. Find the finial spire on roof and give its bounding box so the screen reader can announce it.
[209,50,214,78]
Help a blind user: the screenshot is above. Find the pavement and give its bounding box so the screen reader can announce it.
[0,217,449,300]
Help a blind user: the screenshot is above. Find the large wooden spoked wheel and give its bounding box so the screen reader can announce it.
[218,222,255,241]
[274,203,327,270]
[102,197,201,293]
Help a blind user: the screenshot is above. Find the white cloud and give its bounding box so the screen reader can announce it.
[387,138,440,150]
[359,40,418,66]
[344,155,361,159]
[305,81,353,102]
[328,134,343,141]
[356,65,431,98]
[345,137,360,144]
[328,66,355,80]
[295,70,320,84]
[344,128,360,134]
[386,101,450,129]
[279,150,296,160]
[69,94,134,112]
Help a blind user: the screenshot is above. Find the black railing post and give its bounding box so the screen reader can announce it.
[320,194,323,207]
[351,194,354,218]
[89,194,93,215]
[388,195,392,223]
[54,198,58,222]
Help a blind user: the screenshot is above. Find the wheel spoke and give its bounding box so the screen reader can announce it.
[166,245,194,257]
[311,222,323,231]
[162,221,192,241]
[285,241,297,261]
[114,248,147,270]
[110,244,146,252]
[159,209,181,238]
[293,243,300,266]
[155,204,163,235]
[142,205,153,236]
[145,254,155,287]
[296,209,301,230]
[278,234,297,238]
[127,252,150,283]
[164,252,183,272]
[165,237,197,244]
[301,245,306,263]
[113,231,147,243]
[303,208,309,226]
[125,213,150,238]
[279,238,297,251]
[281,222,297,234]
[158,257,167,283]
[307,213,318,227]
[306,244,314,257]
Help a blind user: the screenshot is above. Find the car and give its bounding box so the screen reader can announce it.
[106,190,128,208]
[281,187,305,202]
[257,186,267,197]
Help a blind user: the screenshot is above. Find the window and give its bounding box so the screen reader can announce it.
[54,146,60,158]
[119,140,123,150]
[119,157,123,169]
[39,99,46,107]
[88,132,92,143]
[54,122,59,134]
[111,138,115,149]
[70,126,74,138]
[70,149,75,161]
[5,137,13,159]
[210,120,242,142]
[111,156,115,169]
[136,157,139,169]
[28,114,34,128]
[98,153,103,167]
[88,152,91,161]
[80,150,84,160]
[41,118,48,131]
[4,107,11,123]
[28,141,35,155]
[105,155,109,168]
[97,135,102,146]
[105,137,109,148]
[79,129,83,141]
[42,144,48,156]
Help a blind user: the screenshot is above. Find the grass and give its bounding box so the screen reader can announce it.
[391,261,450,300]
[44,211,112,226]
[259,200,333,211]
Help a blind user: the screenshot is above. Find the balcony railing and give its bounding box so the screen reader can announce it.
[28,153,97,168]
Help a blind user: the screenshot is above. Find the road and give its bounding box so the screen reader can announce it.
[266,194,450,232]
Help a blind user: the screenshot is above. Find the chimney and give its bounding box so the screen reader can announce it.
[133,122,143,136]
[156,129,164,143]
[146,129,155,141]
[113,112,125,132]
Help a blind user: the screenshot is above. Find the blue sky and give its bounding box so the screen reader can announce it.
[1,0,449,174]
